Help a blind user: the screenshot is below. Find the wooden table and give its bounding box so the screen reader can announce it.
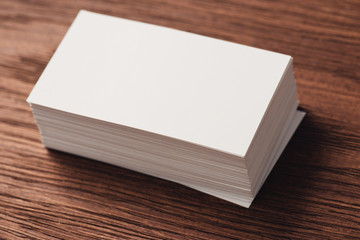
[1,0,359,239]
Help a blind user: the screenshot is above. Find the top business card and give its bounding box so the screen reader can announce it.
[27,10,292,157]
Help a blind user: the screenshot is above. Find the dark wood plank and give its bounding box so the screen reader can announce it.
[0,0,359,239]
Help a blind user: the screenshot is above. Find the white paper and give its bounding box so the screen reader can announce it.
[27,10,292,157]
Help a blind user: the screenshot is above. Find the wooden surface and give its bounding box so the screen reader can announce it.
[1,0,360,239]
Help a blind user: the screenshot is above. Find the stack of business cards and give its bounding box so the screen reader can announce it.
[27,10,304,208]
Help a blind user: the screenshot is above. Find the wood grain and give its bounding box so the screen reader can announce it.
[1,0,359,239]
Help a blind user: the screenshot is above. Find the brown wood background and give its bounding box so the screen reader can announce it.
[1,0,360,239]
